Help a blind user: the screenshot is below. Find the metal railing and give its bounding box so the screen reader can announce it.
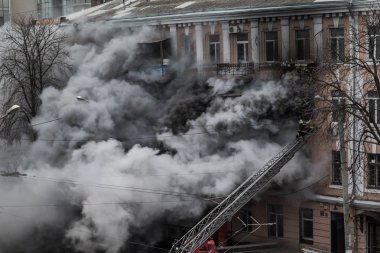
[216,63,254,76]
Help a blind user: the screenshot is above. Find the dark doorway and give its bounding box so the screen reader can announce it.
[331,212,345,253]
[368,217,380,253]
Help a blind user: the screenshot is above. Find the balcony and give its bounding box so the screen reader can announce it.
[281,61,318,73]
[216,63,254,76]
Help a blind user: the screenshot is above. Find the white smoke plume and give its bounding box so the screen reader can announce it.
[0,22,320,253]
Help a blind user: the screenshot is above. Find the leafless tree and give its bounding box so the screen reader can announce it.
[307,6,380,143]
[304,4,380,194]
[0,16,69,141]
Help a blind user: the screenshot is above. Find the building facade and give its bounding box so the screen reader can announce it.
[0,0,38,25]
[0,0,104,25]
[38,0,95,18]
[65,0,380,252]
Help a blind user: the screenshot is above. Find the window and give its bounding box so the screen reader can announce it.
[296,30,310,61]
[331,90,345,122]
[237,33,249,63]
[368,153,380,188]
[268,204,283,238]
[265,31,278,62]
[330,28,345,62]
[367,91,380,124]
[331,150,342,185]
[368,26,380,60]
[300,208,313,244]
[240,208,253,232]
[184,35,192,55]
[209,34,220,63]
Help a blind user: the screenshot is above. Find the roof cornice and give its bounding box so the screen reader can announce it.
[108,2,351,25]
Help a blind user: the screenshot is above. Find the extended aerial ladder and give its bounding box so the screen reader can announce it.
[169,132,313,253]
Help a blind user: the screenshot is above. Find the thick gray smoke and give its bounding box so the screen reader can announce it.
[0,22,321,253]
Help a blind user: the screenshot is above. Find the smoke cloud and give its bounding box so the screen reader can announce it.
[0,22,320,252]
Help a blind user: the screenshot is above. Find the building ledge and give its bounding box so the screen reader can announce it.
[314,194,380,209]
[218,241,278,252]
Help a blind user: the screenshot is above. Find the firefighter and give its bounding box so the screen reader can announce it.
[297,119,312,138]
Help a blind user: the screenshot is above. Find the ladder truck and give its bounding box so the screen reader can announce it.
[169,132,313,253]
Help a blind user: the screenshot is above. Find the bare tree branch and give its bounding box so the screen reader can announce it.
[0,15,70,142]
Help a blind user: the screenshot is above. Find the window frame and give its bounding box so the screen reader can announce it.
[330,28,345,62]
[237,33,249,63]
[331,150,342,185]
[295,29,310,61]
[300,208,313,244]
[368,26,380,60]
[208,34,220,63]
[240,208,253,232]
[331,90,345,123]
[368,153,380,189]
[367,91,380,125]
[265,31,279,62]
[184,34,192,56]
[268,204,283,239]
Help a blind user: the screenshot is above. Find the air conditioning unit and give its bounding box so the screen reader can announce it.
[229,26,240,33]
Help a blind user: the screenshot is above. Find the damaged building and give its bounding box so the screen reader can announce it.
[14,0,380,252]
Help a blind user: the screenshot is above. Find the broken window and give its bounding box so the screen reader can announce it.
[368,153,380,189]
[331,150,342,185]
[209,34,220,63]
[330,28,345,62]
[300,208,313,244]
[237,33,249,63]
[368,26,380,60]
[265,31,278,62]
[296,30,310,61]
[367,91,380,124]
[268,204,283,238]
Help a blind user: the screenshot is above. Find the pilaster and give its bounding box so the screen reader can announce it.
[195,23,204,72]
[221,22,230,63]
[169,24,178,57]
[281,18,289,61]
[313,15,323,62]
[250,19,259,70]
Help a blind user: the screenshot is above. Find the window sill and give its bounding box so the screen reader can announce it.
[268,236,284,240]
[259,62,281,69]
[320,61,351,67]
[300,239,314,245]
[364,187,380,193]
[261,62,281,66]
[329,184,343,189]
